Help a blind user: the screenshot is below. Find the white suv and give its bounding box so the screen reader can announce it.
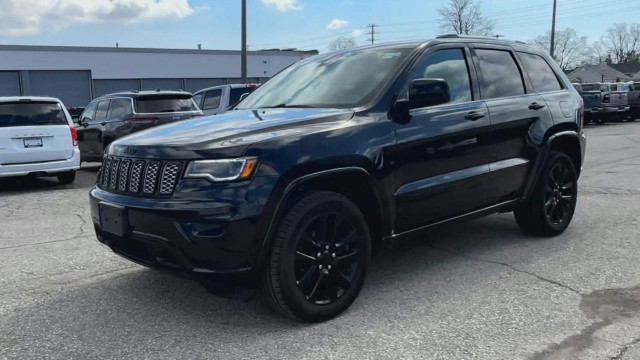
[0,97,80,184]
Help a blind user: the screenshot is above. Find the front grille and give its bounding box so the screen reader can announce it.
[99,156,182,196]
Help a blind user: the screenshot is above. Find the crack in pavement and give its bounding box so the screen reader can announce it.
[427,243,583,295]
[612,337,640,359]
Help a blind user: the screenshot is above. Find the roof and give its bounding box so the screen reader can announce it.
[609,62,640,77]
[0,44,318,57]
[0,96,62,103]
[193,83,261,94]
[567,63,632,82]
[96,90,193,99]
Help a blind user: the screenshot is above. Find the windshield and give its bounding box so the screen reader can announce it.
[0,102,67,127]
[581,84,598,91]
[237,46,412,109]
[135,96,198,113]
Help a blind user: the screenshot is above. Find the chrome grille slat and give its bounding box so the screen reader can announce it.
[129,160,144,193]
[99,156,181,196]
[109,158,121,189]
[160,162,181,194]
[118,159,131,191]
[101,157,112,187]
[143,161,161,194]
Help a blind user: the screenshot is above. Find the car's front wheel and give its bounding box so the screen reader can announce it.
[56,171,76,185]
[514,151,578,236]
[262,191,371,322]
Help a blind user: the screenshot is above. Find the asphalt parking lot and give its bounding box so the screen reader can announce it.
[1,121,640,360]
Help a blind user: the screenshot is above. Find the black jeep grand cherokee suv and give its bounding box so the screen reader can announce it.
[90,36,586,322]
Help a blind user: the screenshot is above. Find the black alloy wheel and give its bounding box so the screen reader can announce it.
[515,151,578,236]
[262,191,370,322]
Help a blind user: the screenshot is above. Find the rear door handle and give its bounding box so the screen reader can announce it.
[464,111,485,121]
[100,121,107,126]
[529,102,546,110]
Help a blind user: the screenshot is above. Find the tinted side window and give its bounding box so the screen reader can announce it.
[81,101,98,122]
[203,90,222,110]
[475,49,525,99]
[409,49,472,104]
[94,100,110,122]
[518,52,563,92]
[611,84,618,91]
[108,99,133,118]
[193,93,204,108]
[229,88,256,107]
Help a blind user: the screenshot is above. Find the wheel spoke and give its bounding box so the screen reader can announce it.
[560,195,573,201]
[296,251,316,262]
[336,250,359,265]
[336,229,356,248]
[332,270,352,290]
[545,183,554,194]
[301,231,320,248]
[298,265,317,287]
[544,198,553,210]
[562,181,574,191]
[307,272,325,300]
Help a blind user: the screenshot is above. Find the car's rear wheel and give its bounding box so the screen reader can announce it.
[514,151,577,236]
[56,171,76,185]
[262,191,371,322]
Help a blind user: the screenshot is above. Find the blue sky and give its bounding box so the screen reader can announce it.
[0,0,638,52]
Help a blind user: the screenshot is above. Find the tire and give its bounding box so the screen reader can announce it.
[594,118,606,125]
[514,151,578,236]
[261,191,371,322]
[56,171,76,185]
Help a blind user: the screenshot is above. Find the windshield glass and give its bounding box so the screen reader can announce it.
[0,102,67,127]
[135,96,198,113]
[237,46,412,109]
[581,84,598,91]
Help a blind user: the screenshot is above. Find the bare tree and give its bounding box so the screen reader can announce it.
[328,36,356,51]
[529,28,589,70]
[438,0,495,36]
[602,23,640,64]
[588,40,608,65]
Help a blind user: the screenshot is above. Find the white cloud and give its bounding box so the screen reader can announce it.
[326,19,348,30]
[261,0,302,12]
[0,0,195,36]
[352,28,364,37]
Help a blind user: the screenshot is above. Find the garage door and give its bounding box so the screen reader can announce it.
[93,79,140,98]
[28,70,92,107]
[140,79,183,91]
[0,71,21,96]
[185,78,226,93]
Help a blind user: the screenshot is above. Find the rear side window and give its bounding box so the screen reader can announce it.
[475,49,525,99]
[108,99,133,118]
[193,93,204,108]
[203,90,222,110]
[409,48,473,104]
[81,101,98,123]
[135,96,198,113]
[581,84,598,91]
[0,102,67,127]
[229,88,256,107]
[518,52,563,92]
[95,100,110,121]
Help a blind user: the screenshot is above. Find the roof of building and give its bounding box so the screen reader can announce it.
[567,63,632,82]
[0,44,318,57]
[609,62,640,77]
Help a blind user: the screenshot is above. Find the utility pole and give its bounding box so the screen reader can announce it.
[550,0,557,58]
[241,0,247,84]
[368,24,377,44]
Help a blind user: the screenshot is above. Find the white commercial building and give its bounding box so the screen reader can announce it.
[0,45,317,107]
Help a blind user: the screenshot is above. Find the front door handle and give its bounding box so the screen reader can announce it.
[529,102,546,110]
[101,121,107,126]
[464,111,485,121]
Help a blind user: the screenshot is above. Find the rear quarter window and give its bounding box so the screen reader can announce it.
[518,52,563,92]
[135,96,198,113]
[0,102,68,127]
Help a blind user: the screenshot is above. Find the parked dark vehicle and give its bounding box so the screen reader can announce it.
[573,83,601,124]
[90,36,586,322]
[76,91,203,162]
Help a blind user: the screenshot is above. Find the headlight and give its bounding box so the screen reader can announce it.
[184,157,258,182]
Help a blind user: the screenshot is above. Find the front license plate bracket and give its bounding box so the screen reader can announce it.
[99,202,129,237]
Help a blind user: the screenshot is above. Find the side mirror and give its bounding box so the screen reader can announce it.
[393,79,450,122]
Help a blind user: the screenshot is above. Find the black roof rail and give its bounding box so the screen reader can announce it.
[436,34,526,44]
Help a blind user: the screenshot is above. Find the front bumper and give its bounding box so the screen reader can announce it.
[0,148,80,177]
[90,175,280,275]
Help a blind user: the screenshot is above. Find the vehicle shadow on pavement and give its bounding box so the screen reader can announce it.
[0,165,100,194]
[1,214,560,358]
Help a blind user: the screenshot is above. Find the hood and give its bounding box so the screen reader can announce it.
[109,108,355,159]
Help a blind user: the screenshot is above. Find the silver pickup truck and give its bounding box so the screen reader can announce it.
[589,82,630,124]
